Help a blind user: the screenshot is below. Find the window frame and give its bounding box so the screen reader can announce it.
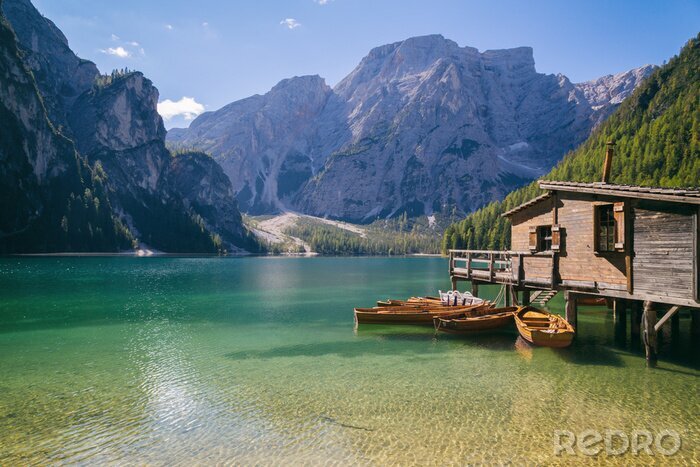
[537,225,553,252]
[529,224,553,253]
[594,203,625,254]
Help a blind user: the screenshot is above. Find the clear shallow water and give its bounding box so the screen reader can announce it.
[0,256,698,465]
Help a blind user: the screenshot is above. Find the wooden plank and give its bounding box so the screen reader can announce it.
[561,279,597,290]
[654,306,680,332]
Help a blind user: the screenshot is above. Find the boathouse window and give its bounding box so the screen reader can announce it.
[529,225,553,252]
[594,203,625,253]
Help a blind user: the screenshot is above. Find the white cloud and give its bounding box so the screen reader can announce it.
[101,46,130,58]
[165,24,173,30]
[202,21,209,27]
[128,41,140,46]
[280,18,301,29]
[110,33,120,41]
[157,97,205,121]
[314,0,332,4]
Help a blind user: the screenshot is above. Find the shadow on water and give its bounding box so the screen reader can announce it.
[224,340,453,360]
[355,324,522,351]
[555,343,625,367]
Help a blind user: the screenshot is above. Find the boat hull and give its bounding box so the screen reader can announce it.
[434,307,517,333]
[514,306,575,348]
[355,303,492,326]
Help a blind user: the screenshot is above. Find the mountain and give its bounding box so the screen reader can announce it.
[1,0,259,253]
[170,75,334,214]
[0,0,132,252]
[442,33,700,252]
[168,34,654,222]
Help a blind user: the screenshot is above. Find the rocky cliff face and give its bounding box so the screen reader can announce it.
[169,34,654,222]
[574,65,656,127]
[169,75,333,213]
[2,0,257,253]
[0,3,132,252]
[2,0,98,133]
[167,151,258,253]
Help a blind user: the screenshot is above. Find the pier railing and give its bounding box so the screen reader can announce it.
[448,249,557,289]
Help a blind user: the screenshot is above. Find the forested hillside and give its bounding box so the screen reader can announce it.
[442,33,700,252]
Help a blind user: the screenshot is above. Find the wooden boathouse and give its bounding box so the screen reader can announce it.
[449,143,700,363]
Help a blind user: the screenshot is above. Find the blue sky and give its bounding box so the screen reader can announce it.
[33,0,699,129]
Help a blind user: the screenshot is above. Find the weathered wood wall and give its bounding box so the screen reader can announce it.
[510,193,627,286]
[556,194,627,286]
[511,197,554,281]
[633,202,696,301]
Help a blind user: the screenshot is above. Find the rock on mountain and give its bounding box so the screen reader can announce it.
[169,75,334,213]
[574,66,656,127]
[0,2,132,252]
[168,34,654,222]
[2,0,258,253]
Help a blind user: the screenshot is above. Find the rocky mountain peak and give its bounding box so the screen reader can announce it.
[3,0,99,131]
[168,35,654,222]
[576,64,656,106]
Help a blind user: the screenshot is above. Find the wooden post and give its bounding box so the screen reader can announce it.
[466,252,472,280]
[642,301,658,365]
[565,291,578,331]
[471,281,479,298]
[488,253,494,281]
[505,286,511,307]
[521,289,531,306]
[451,276,458,291]
[518,254,525,286]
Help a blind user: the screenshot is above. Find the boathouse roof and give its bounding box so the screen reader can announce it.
[503,181,700,217]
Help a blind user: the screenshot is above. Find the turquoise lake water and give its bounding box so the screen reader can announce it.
[0,256,698,465]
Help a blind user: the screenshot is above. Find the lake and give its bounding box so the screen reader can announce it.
[0,257,698,464]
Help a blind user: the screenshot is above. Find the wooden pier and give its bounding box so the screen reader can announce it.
[449,174,700,364]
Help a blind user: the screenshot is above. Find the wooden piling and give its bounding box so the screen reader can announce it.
[521,289,530,306]
[451,276,458,291]
[565,291,578,332]
[471,282,479,298]
[642,301,658,365]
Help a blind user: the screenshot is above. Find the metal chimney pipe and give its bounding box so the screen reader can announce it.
[602,141,615,183]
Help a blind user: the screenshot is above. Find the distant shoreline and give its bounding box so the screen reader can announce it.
[7,252,445,258]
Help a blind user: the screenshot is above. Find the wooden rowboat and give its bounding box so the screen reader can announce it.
[354,303,492,326]
[514,306,575,348]
[433,306,517,333]
[376,296,441,306]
